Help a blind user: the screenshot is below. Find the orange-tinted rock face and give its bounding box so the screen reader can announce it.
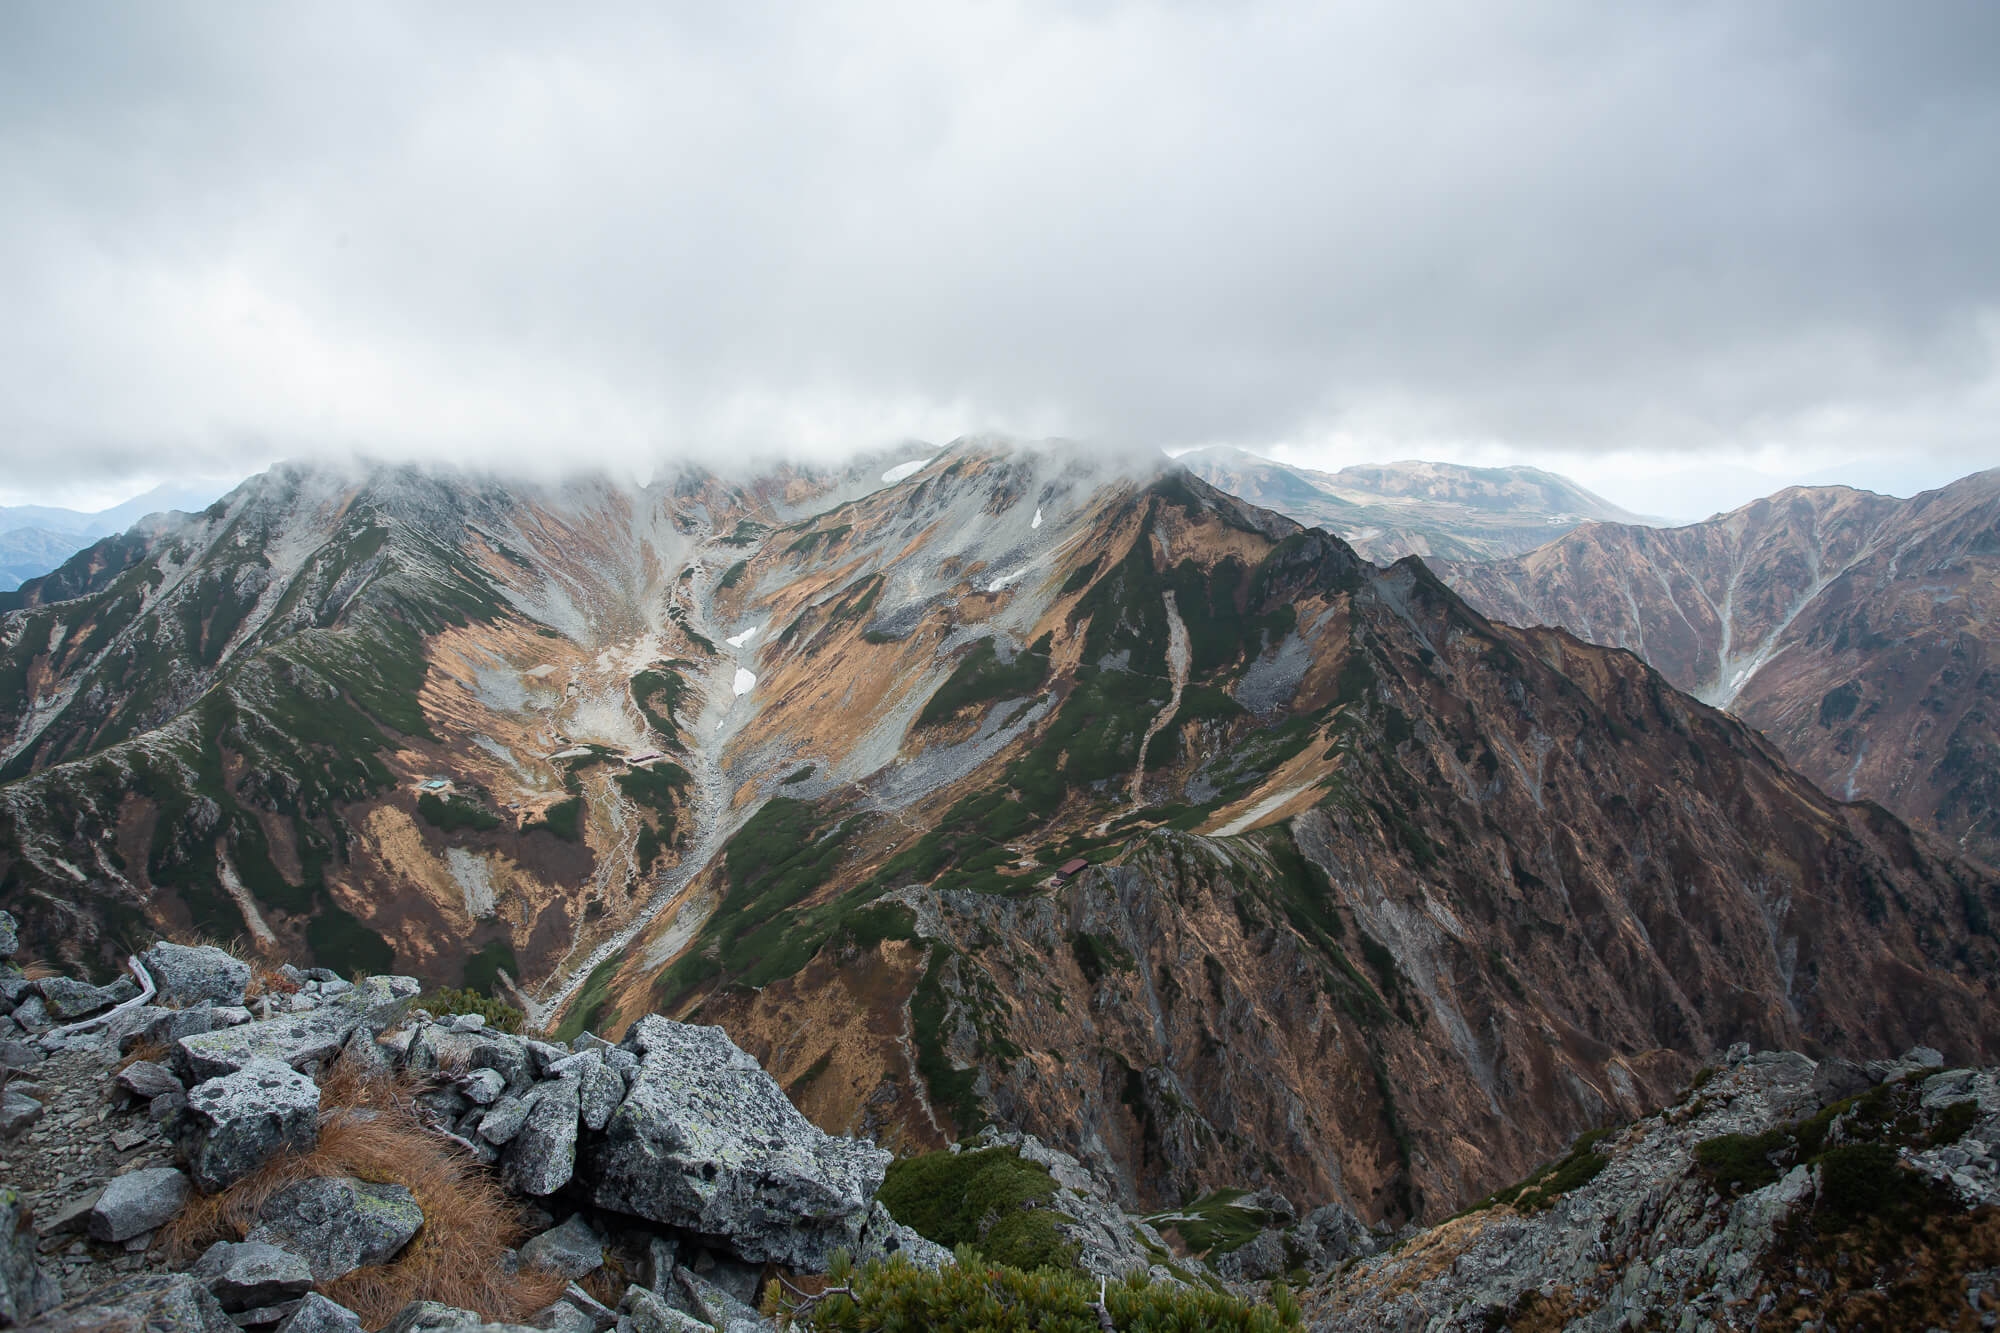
[1439,471,2000,868]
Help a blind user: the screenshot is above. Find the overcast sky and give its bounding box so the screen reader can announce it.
[2,2,1996,518]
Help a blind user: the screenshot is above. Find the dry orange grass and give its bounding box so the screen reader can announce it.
[13,958,58,982]
[114,1040,169,1074]
[162,1054,568,1327]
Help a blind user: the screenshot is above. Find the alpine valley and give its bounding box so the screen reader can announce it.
[2,438,1996,1249]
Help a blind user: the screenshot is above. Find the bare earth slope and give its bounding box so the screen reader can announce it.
[1,442,1995,1236]
[1439,471,2000,867]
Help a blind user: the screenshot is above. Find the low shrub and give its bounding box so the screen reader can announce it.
[877,1147,1079,1271]
[780,1250,1301,1331]
[419,986,523,1034]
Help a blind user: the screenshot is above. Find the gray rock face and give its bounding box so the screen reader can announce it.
[619,1285,718,1333]
[582,1016,889,1271]
[853,1200,954,1272]
[518,1213,604,1279]
[177,1057,320,1192]
[0,1037,41,1071]
[191,1240,315,1312]
[35,974,128,1021]
[502,1075,580,1197]
[140,941,252,1008]
[176,975,418,1080]
[277,1291,366,1333]
[114,1058,186,1101]
[476,1094,531,1145]
[31,1272,235,1332]
[0,911,17,960]
[0,1186,61,1326]
[379,1298,545,1331]
[244,1176,425,1282]
[677,1268,771,1333]
[88,1166,191,1242]
[1808,1055,1876,1107]
[579,1057,624,1132]
[0,1088,43,1137]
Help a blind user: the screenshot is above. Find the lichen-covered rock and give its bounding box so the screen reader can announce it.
[35,974,134,1021]
[0,911,17,961]
[580,1016,889,1271]
[88,1166,190,1242]
[0,1187,61,1326]
[190,1240,314,1312]
[177,1058,320,1192]
[175,976,417,1080]
[139,941,252,1008]
[578,1056,623,1132]
[502,1074,579,1197]
[618,1285,714,1333]
[114,1058,185,1101]
[245,1176,425,1282]
[31,1272,234,1332]
[277,1291,366,1332]
[476,1094,531,1145]
[518,1213,604,1279]
[379,1298,545,1331]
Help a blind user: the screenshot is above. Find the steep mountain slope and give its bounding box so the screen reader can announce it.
[1437,471,2000,867]
[1180,447,1649,562]
[1,442,1994,1237]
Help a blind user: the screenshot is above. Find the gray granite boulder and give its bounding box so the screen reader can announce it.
[502,1075,579,1196]
[0,1187,61,1326]
[191,1240,315,1312]
[618,1286,714,1333]
[177,1057,320,1192]
[245,1176,425,1282]
[88,1165,191,1242]
[579,1057,624,1131]
[518,1213,603,1279]
[580,1016,890,1270]
[140,941,252,1008]
[380,1299,544,1331]
[31,1272,234,1332]
[114,1058,185,1101]
[0,1088,43,1137]
[36,974,134,1021]
[177,975,418,1080]
[277,1291,366,1333]
[476,1094,531,1145]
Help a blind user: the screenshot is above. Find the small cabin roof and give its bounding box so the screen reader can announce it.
[1056,857,1090,877]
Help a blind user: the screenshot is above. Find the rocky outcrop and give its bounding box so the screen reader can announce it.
[137,942,250,1009]
[1307,1044,2000,1330]
[175,1057,320,1192]
[0,1186,59,1325]
[29,1271,235,1331]
[582,1016,891,1270]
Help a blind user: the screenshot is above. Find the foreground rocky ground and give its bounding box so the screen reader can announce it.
[5,908,2000,1331]
[0,917,1234,1331]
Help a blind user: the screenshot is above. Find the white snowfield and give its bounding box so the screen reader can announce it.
[881,457,935,485]
[732,667,757,696]
[725,625,760,648]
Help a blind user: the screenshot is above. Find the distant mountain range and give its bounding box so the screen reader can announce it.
[1437,471,2000,868]
[3,439,1992,1233]
[0,480,234,590]
[1177,447,1652,563]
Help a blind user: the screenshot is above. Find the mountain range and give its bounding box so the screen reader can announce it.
[0,480,235,591]
[2,440,1993,1238]
[1177,447,1651,563]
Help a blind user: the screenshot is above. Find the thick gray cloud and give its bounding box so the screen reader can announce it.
[1,1,1996,509]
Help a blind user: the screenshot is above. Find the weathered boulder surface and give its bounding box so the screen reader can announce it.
[276,1290,366,1332]
[35,974,134,1021]
[517,1213,605,1279]
[176,976,418,1080]
[30,1272,235,1332]
[191,1239,314,1312]
[380,1298,545,1332]
[581,1016,890,1271]
[176,1057,320,1192]
[139,941,251,1008]
[88,1166,191,1242]
[0,1187,61,1326]
[501,1074,580,1197]
[245,1176,425,1283]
